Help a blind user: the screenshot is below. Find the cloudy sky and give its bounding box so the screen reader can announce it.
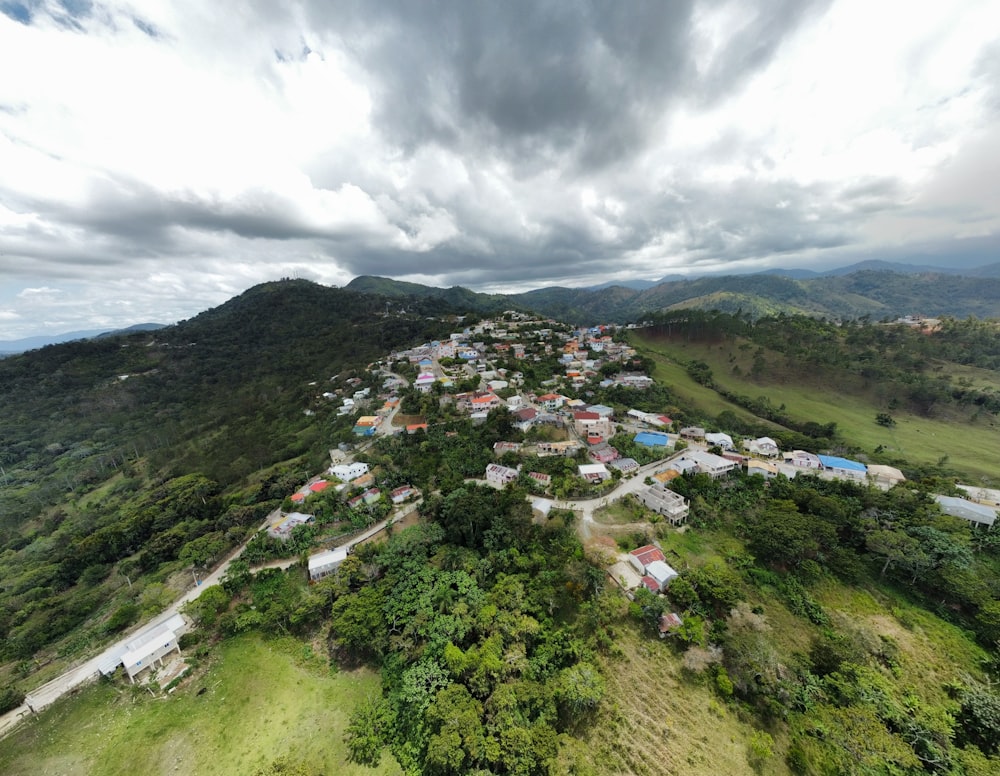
[1,0,999,338]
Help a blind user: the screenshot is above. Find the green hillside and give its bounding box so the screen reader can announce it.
[631,311,1000,480]
[345,269,1000,325]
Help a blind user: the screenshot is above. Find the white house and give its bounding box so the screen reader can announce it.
[705,432,735,450]
[330,462,370,481]
[308,547,349,581]
[678,449,737,478]
[486,463,520,488]
[120,614,187,683]
[745,437,780,458]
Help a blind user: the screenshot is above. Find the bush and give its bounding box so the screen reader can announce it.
[0,685,25,715]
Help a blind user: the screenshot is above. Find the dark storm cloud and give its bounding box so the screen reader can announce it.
[302,0,830,171]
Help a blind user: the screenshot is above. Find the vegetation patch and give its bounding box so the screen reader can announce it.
[0,634,397,776]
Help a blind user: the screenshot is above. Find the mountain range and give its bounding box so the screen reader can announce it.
[0,323,165,356]
[347,260,1000,324]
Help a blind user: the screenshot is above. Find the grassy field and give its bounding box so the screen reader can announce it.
[0,635,400,776]
[632,331,1000,480]
[587,620,791,776]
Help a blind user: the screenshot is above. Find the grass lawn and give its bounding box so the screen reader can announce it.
[0,634,400,776]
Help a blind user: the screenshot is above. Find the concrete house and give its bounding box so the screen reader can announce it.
[120,614,187,684]
[637,483,690,525]
[486,463,520,488]
[330,461,370,481]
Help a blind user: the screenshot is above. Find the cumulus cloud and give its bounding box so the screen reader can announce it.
[0,0,998,336]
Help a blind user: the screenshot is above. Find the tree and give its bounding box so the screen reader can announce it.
[866,529,923,578]
[344,695,395,766]
[875,412,896,427]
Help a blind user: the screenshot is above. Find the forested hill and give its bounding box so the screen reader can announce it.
[0,280,463,664]
[347,269,1000,324]
[0,280,456,524]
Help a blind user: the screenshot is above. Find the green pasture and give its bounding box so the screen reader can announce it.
[633,331,1000,480]
[0,634,399,776]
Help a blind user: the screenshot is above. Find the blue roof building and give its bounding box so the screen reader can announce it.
[818,454,867,481]
[634,431,671,448]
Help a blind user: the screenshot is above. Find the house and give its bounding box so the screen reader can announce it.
[578,463,611,482]
[678,449,737,478]
[353,424,376,437]
[627,409,668,428]
[269,512,314,540]
[679,426,705,441]
[818,454,867,482]
[527,471,552,487]
[645,560,679,591]
[868,464,906,488]
[470,392,503,412]
[588,443,620,463]
[537,393,565,411]
[506,394,525,410]
[330,461,370,481]
[390,485,415,504]
[309,480,331,494]
[634,431,671,448]
[705,432,735,450]
[308,547,349,581]
[620,374,654,389]
[934,495,997,528]
[609,457,640,474]
[747,459,780,479]
[628,544,666,574]
[99,613,187,681]
[588,404,615,419]
[414,373,437,393]
[486,463,520,488]
[537,440,581,457]
[120,614,186,683]
[360,487,382,505]
[637,482,689,525]
[406,423,429,434]
[785,450,822,469]
[574,411,612,439]
[745,437,780,458]
[493,441,523,455]
[351,472,375,489]
[531,498,553,518]
[513,406,538,431]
